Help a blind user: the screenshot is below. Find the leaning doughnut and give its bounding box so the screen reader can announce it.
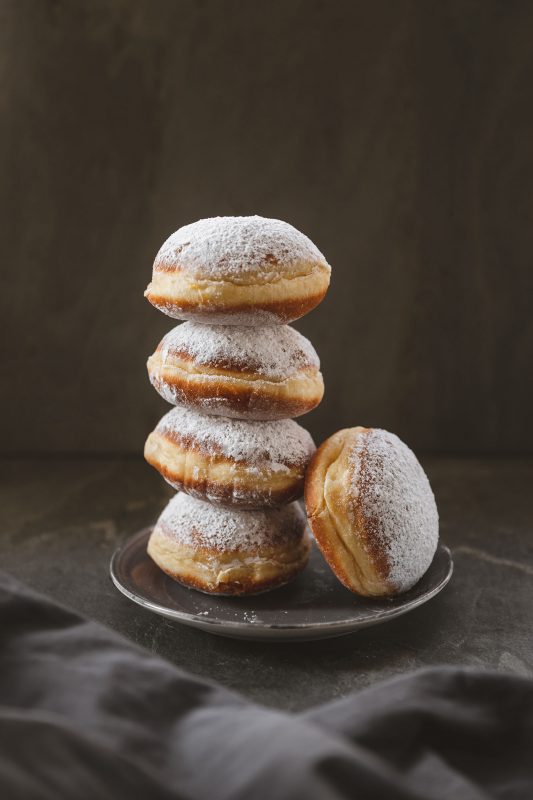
[147,322,324,420]
[144,406,315,508]
[147,493,311,595]
[145,216,331,325]
[305,427,439,597]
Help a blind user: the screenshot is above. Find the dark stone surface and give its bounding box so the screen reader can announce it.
[1,457,532,710]
[1,0,533,455]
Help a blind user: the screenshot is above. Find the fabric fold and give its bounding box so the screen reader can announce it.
[0,571,531,800]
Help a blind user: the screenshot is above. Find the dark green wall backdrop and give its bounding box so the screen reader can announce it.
[1,0,532,454]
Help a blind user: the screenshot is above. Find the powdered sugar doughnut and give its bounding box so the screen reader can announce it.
[144,216,331,325]
[147,322,324,420]
[305,427,439,597]
[147,493,311,595]
[144,406,315,508]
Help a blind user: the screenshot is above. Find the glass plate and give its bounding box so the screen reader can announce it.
[110,529,453,641]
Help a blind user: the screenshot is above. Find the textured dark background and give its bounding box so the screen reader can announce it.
[1,0,532,455]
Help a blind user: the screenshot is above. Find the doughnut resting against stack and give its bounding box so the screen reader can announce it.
[144,405,316,508]
[305,427,439,597]
[147,493,311,595]
[145,215,331,325]
[147,322,324,420]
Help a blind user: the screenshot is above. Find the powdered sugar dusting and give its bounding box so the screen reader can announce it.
[156,405,315,467]
[154,216,330,281]
[157,493,307,551]
[350,429,439,592]
[158,322,319,378]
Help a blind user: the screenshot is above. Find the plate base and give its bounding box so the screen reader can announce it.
[110,529,453,642]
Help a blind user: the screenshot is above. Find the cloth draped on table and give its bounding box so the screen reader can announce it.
[0,571,531,800]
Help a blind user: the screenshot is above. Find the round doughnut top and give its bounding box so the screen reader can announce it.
[153,215,330,283]
[156,405,315,468]
[157,493,307,552]
[350,428,439,592]
[157,322,320,379]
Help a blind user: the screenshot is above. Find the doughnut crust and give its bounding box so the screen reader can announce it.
[147,322,324,420]
[147,494,311,595]
[145,216,331,325]
[305,427,439,597]
[144,406,315,508]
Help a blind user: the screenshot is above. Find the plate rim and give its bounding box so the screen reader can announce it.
[110,528,453,634]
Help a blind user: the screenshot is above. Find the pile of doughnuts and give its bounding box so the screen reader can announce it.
[144,215,331,595]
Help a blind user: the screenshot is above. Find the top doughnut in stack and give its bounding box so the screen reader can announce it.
[143,216,331,595]
[145,215,330,326]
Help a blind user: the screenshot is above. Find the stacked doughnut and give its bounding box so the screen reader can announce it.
[144,215,331,595]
